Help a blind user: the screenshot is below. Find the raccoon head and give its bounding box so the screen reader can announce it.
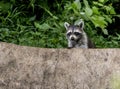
[64,20,84,42]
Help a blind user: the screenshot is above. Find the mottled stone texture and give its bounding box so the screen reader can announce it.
[0,42,120,89]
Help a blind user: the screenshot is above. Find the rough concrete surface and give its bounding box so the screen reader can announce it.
[0,42,120,89]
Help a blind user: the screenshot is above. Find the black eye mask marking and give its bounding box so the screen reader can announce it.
[67,32,72,36]
[74,32,81,36]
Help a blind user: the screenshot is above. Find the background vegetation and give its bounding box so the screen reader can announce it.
[0,0,120,48]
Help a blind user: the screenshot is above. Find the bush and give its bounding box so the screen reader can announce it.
[0,0,120,48]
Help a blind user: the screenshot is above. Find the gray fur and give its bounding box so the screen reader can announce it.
[64,21,95,48]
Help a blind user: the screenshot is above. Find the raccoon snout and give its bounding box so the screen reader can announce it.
[70,37,75,40]
[70,37,75,41]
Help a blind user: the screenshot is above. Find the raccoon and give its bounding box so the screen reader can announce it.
[64,20,95,48]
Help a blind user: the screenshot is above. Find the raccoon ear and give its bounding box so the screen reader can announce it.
[64,22,70,30]
[78,20,84,30]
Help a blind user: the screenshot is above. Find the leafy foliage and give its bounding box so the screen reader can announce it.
[0,0,120,48]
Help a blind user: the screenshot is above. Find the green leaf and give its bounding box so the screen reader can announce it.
[110,7,116,14]
[85,7,93,16]
[29,15,36,21]
[92,6,99,15]
[83,0,90,8]
[0,28,9,37]
[80,12,89,21]
[104,15,112,23]
[0,1,11,11]
[91,15,108,29]
[34,22,51,30]
[93,1,104,6]
[73,0,81,11]
[102,29,108,35]
[74,19,83,25]
[34,22,41,29]
[105,6,116,14]
[99,0,104,3]
[115,15,120,18]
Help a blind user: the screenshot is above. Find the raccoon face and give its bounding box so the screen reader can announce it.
[64,20,84,41]
[66,27,82,41]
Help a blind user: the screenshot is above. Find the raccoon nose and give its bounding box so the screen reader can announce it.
[71,37,74,40]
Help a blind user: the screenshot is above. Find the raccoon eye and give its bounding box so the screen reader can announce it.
[74,32,80,36]
[67,32,72,36]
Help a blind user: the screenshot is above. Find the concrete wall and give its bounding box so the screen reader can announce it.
[0,42,120,89]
